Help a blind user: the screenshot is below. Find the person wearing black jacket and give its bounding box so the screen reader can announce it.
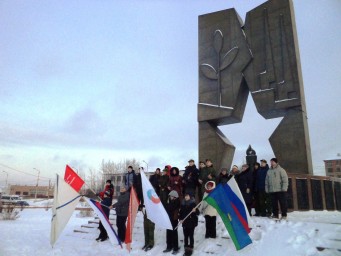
[179,192,199,256]
[217,168,229,184]
[149,168,161,196]
[236,164,253,215]
[96,190,113,242]
[111,187,130,243]
[163,190,180,254]
[182,160,199,198]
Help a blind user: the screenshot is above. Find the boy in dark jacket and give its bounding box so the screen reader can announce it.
[163,190,180,254]
[111,187,130,243]
[236,164,253,215]
[179,192,199,256]
[96,190,113,242]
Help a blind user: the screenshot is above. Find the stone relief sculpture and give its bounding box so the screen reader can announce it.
[198,0,312,174]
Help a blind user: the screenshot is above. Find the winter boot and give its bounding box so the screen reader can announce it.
[183,246,193,256]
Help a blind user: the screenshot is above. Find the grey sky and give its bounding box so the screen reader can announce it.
[0,0,340,186]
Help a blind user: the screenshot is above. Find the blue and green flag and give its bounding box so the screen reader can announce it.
[204,182,252,250]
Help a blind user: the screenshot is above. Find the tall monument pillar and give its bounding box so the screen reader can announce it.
[198,0,313,174]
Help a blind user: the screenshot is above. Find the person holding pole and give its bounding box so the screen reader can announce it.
[179,191,199,256]
[163,190,180,254]
[199,181,217,239]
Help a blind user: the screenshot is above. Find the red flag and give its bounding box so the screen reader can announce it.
[64,165,85,193]
[125,187,140,252]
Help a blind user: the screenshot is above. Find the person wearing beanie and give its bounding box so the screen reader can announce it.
[179,192,199,256]
[163,190,180,254]
[199,181,217,239]
[265,158,288,220]
[159,168,170,206]
[96,190,112,242]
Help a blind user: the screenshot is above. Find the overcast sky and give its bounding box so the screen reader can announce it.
[0,0,340,186]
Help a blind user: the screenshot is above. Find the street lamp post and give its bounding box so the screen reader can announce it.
[2,170,8,193]
[33,168,40,200]
[142,160,149,172]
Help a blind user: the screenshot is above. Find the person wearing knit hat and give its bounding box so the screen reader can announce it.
[266,158,289,220]
[96,188,113,242]
[163,190,180,254]
[179,190,199,256]
[199,181,217,239]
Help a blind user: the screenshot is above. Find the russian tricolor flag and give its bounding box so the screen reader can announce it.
[204,176,252,250]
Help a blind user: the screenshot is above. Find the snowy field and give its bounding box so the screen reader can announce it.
[0,200,341,256]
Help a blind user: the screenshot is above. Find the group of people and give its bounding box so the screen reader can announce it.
[95,157,289,256]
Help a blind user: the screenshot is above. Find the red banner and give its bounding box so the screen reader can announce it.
[125,187,140,252]
[64,165,85,192]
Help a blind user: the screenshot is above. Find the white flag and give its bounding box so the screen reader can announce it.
[140,170,172,230]
[227,176,253,228]
[50,174,81,246]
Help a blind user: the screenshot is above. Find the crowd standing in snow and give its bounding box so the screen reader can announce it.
[95,157,288,256]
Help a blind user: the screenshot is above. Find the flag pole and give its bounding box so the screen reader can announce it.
[83,182,103,201]
[82,183,113,210]
[175,200,203,230]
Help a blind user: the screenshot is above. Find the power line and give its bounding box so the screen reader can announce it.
[0,163,53,180]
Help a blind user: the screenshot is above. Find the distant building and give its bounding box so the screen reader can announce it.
[9,185,54,198]
[324,154,341,178]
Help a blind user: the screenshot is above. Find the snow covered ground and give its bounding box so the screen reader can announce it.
[0,200,341,256]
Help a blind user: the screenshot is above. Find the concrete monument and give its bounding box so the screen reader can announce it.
[198,0,313,174]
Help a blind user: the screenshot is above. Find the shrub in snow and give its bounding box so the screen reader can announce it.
[0,205,20,220]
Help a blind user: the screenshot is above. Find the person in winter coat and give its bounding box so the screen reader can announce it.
[182,159,199,197]
[265,158,288,220]
[96,190,113,242]
[111,186,130,243]
[179,191,199,256]
[168,167,183,201]
[98,180,114,200]
[163,190,180,254]
[135,167,143,205]
[229,165,240,177]
[255,159,271,217]
[217,168,229,184]
[149,168,161,196]
[159,168,170,206]
[253,162,260,216]
[199,181,217,239]
[236,164,253,215]
[124,166,136,191]
[198,159,216,198]
[141,197,155,252]
[197,161,206,202]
